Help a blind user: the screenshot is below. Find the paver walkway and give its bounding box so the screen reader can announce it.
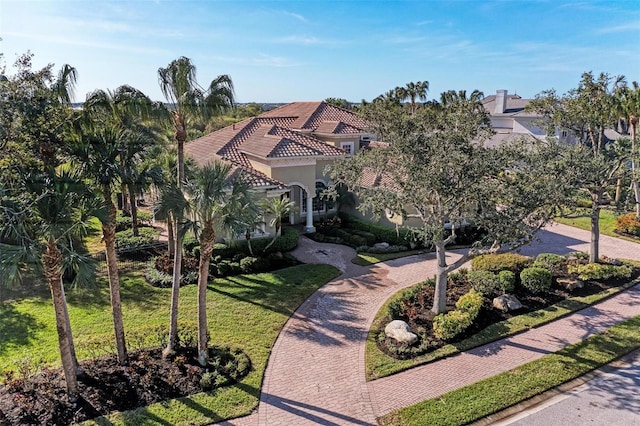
[218,223,640,426]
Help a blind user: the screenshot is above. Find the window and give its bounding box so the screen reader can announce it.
[313,181,335,212]
[340,141,355,155]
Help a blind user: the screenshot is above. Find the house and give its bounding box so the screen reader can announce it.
[481,90,547,146]
[184,101,372,234]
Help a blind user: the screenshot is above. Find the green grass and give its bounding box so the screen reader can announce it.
[352,250,425,266]
[555,208,640,243]
[84,216,105,254]
[366,275,640,380]
[0,263,340,425]
[378,315,640,426]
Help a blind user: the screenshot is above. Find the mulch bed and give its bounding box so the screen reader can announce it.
[376,264,640,360]
[0,346,250,425]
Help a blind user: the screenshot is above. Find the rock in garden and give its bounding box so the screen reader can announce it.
[493,294,522,312]
[374,242,390,249]
[601,256,622,266]
[557,277,584,291]
[384,320,418,344]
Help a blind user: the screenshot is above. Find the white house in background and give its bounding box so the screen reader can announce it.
[481,90,547,146]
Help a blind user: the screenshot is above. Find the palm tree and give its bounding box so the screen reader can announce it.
[617,82,640,216]
[67,124,129,365]
[83,85,163,235]
[0,170,94,401]
[157,57,235,357]
[404,81,429,114]
[260,196,296,252]
[178,161,251,366]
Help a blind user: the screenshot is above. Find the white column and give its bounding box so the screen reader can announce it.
[305,196,315,233]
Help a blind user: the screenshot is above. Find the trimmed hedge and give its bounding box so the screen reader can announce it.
[471,253,533,274]
[567,263,633,281]
[533,253,567,274]
[497,270,516,293]
[467,270,499,295]
[232,227,299,255]
[339,213,414,246]
[520,267,552,293]
[115,227,160,250]
[433,289,483,341]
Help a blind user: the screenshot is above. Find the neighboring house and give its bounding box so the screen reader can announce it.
[481,90,547,146]
[185,101,372,234]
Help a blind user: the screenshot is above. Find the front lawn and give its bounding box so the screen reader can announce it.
[0,263,340,425]
[555,208,640,243]
[378,315,640,426]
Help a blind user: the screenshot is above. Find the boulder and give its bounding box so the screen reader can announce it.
[493,294,523,312]
[374,242,390,249]
[384,320,418,344]
[557,277,584,291]
[601,256,622,266]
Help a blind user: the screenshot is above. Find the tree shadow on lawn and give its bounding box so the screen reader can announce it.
[0,304,44,356]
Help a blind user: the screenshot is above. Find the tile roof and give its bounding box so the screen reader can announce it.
[185,101,366,190]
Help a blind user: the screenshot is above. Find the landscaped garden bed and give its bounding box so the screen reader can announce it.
[0,345,250,425]
[372,252,639,369]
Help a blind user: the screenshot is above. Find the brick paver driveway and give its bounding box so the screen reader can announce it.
[218,223,640,426]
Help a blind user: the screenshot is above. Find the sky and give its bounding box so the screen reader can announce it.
[1,0,639,104]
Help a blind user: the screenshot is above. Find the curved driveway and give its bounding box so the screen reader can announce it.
[219,223,640,426]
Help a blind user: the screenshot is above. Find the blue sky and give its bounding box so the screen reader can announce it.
[1,0,639,103]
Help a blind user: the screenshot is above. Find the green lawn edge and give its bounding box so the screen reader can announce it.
[0,263,340,426]
[352,250,426,266]
[366,276,640,381]
[378,315,640,426]
[554,210,640,244]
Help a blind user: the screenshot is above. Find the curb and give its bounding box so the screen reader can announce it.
[471,349,640,425]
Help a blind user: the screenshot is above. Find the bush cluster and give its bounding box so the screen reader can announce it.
[232,227,299,255]
[471,253,533,274]
[615,213,640,237]
[387,279,435,319]
[115,211,154,232]
[520,267,552,293]
[339,213,414,246]
[356,244,409,254]
[432,289,483,341]
[115,227,160,250]
[467,270,498,294]
[567,263,633,281]
[533,253,567,274]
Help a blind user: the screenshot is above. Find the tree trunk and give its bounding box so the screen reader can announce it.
[43,241,79,402]
[197,223,216,366]
[163,222,182,359]
[431,241,448,314]
[245,229,253,256]
[60,289,82,376]
[102,186,128,364]
[630,118,640,218]
[167,216,175,257]
[589,197,601,263]
[128,183,139,237]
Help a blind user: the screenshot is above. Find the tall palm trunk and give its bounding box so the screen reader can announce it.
[128,183,139,236]
[165,120,186,357]
[43,240,79,401]
[590,197,601,264]
[163,228,182,358]
[197,222,215,366]
[432,240,448,314]
[630,117,640,217]
[102,185,128,364]
[167,217,175,257]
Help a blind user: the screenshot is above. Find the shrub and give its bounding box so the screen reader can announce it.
[615,213,640,237]
[533,253,567,274]
[455,289,483,319]
[387,279,435,319]
[115,214,133,232]
[471,253,533,274]
[467,270,499,294]
[356,244,409,254]
[115,227,159,250]
[349,234,368,247]
[339,213,414,246]
[567,263,633,281]
[433,310,472,341]
[497,270,516,293]
[233,227,299,255]
[145,262,173,287]
[520,267,553,294]
[136,210,153,226]
[335,228,352,241]
[239,256,259,273]
[351,230,377,245]
[448,268,468,286]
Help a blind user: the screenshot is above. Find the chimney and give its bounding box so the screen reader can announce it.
[494,90,508,114]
